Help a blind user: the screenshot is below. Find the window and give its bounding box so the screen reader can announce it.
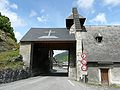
[95,33,103,43]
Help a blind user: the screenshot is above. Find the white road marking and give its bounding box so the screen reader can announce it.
[68,80,75,86]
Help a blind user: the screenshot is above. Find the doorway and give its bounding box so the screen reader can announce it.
[101,69,109,85]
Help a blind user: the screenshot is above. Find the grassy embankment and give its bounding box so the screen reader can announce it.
[0,50,24,71]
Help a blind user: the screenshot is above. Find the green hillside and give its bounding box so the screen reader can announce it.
[0,13,23,70]
[0,13,18,52]
[54,52,68,63]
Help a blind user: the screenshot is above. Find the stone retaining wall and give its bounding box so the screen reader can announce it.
[0,68,30,84]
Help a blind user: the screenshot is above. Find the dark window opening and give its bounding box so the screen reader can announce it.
[95,36,103,43]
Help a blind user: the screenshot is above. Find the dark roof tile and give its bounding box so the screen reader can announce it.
[83,26,120,62]
[20,28,75,42]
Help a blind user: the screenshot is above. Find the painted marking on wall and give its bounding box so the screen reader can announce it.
[38,30,58,38]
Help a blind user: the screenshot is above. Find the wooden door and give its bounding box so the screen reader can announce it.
[101,69,109,85]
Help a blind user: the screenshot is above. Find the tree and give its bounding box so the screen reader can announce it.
[0,13,17,42]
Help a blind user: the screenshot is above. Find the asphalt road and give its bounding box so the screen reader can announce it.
[0,75,120,90]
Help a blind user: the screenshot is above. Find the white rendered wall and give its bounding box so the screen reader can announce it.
[109,68,120,85]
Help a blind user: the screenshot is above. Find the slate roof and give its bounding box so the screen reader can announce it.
[20,28,75,42]
[20,26,120,62]
[83,25,120,62]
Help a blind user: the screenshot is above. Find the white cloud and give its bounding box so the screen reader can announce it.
[37,15,48,23]
[0,0,27,28]
[29,10,37,17]
[103,0,120,7]
[14,31,22,42]
[90,13,107,24]
[37,17,42,22]
[6,11,27,27]
[10,3,18,9]
[76,0,94,10]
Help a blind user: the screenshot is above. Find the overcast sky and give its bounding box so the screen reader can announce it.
[0,0,120,42]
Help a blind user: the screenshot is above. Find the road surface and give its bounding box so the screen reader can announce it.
[0,75,120,90]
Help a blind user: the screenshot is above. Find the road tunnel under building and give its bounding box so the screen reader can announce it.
[30,41,76,76]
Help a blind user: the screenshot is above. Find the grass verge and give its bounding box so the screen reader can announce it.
[0,50,24,70]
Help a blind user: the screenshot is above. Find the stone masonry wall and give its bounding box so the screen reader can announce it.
[0,68,30,84]
[87,67,99,84]
[76,32,82,81]
[20,42,31,68]
[76,31,87,81]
